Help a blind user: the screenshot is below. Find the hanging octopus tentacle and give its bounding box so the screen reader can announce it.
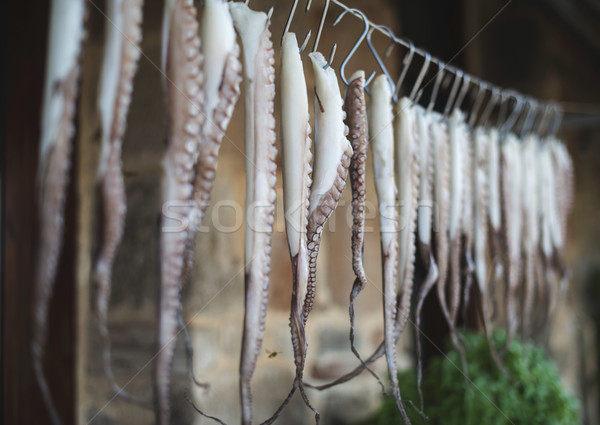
[32,1,86,424]
[485,128,503,323]
[520,135,539,338]
[413,106,440,410]
[259,32,314,425]
[183,0,242,278]
[343,71,385,390]
[93,0,145,405]
[303,52,353,325]
[500,134,523,354]
[461,130,476,324]
[155,1,205,423]
[473,128,509,377]
[230,4,278,424]
[446,109,468,375]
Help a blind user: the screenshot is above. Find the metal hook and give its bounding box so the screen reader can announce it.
[535,103,552,137]
[312,0,330,53]
[427,60,445,113]
[333,8,371,86]
[443,69,463,117]
[323,43,337,69]
[499,91,524,136]
[393,40,415,101]
[408,52,431,102]
[478,87,500,128]
[468,81,487,128]
[299,30,312,53]
[282,0,312,51]
[520,98,538,137]
[453,73,471,112]
[549,103,563,137]
[366,25,395,96]
[282,0,299,45]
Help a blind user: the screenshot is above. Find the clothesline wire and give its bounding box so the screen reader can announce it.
[282,0,600,132]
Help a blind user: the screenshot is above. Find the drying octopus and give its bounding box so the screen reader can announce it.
[500,133,523,353]
[229,4,278,425]
[93,0,143,404]
[303,52,353,325]
[520,134,540,337]
[345,70,370,363]
[413,105,439,410]
[261,32,316,424]
[443,109,468,374]
[156,0,242,422]
[155,0,204,422]
[32,0,86,423]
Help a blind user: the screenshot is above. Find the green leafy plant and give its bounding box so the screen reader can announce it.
[363,331,580,425]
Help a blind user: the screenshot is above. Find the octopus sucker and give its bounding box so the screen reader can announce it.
[260,32,314,424]
[93,0,144,404]
[304,52,353,325]
[155,1,205,423]
[445,109,468,374]
[229,4,277,424]
[345,70,379,382]
[500,133,523,353]
[412,105,441,407]
[32,0,86,423]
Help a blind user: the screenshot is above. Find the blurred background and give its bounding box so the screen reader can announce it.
[4,0,600,424]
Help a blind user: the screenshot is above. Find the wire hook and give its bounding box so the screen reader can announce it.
[443,69,463,117]
[468,81,488,127]
[333,8,374,86]
[499,91,525,136]
[478,87,500,128]
[427,60,445,113]
[520,98,538,137]
[409,52,431,102]
[393,40,415,101]
[366,25,395,97]
[549,103,563,137]
[282,0,312,52]
[312,0,330,53]
[453,73,471,112]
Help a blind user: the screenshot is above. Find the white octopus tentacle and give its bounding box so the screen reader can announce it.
[486,128,503,321]
[184,0,242,273]
[260,32,315,425]
[32,1,86,424]
[520,134,539,337]
[344,71,383,388]
[230,5,277,425]
[461,129,476,323]
[155,1,204,423]
[474,128,509,376]
[93,0,144,404]
[445,109,468,374]
[373,78,410,424]
[432,113,451,329]
[304,52,352,324]
[413,105,440,409]
[500,133,523,353]
[392,96,420,425]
